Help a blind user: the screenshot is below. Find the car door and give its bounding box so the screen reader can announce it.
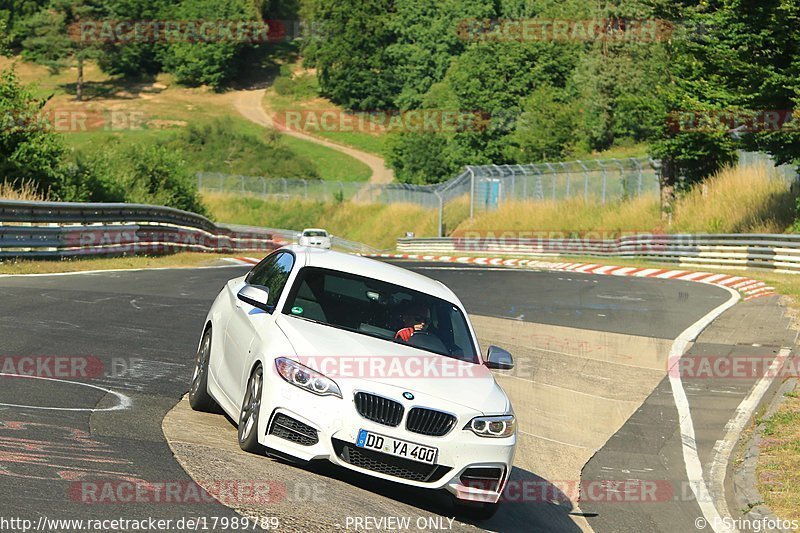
[220,251,296,404]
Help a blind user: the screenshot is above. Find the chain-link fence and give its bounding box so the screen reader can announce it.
[199,156,658,206]
[738,151,798,182]
[198,157,659,237]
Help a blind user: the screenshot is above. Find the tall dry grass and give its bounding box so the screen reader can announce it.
[203,192,461,250]
[670,164,796,233]
[0,180,50,201]
[455,196,662,235]
[456,163,796,235]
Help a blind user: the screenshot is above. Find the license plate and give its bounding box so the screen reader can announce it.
[356,429,438,465]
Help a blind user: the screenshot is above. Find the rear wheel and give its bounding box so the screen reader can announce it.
[238,365,266,454]
[189,328,217,412]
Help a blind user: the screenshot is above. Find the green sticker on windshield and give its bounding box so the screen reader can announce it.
[291,306,304,315]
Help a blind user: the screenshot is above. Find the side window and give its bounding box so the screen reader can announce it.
[246,252,295,308]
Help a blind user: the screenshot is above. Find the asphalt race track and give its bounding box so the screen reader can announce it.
[0,260,788,532]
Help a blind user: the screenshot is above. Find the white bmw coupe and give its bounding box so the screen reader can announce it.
[189,246,517,519]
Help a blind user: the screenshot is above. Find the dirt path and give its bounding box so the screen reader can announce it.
[231,88,394,184]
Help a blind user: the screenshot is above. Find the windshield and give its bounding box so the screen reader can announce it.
[303,231,328,237]
[282,267,478,363]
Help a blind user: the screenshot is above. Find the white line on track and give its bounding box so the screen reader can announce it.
[708,347,791,529]
[0,373,132,412]
[665,285,740,533]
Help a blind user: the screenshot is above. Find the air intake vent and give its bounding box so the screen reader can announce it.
[268,413,319,446]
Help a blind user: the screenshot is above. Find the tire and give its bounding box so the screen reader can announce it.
[238,365,266,454]
[453,500,501,522]
[189,327,217,412]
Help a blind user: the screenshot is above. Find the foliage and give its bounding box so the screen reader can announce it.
[164,117,320,179]
[301,0,397,110]
[0,67,67,193]
[68,140,208,214]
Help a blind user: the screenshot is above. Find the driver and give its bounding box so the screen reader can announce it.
[395,303,431,342]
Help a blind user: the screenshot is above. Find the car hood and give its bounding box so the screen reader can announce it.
[275,315,510,414]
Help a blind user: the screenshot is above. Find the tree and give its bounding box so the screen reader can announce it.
[158,0,264,89]
[301,0,398,110]
[649,0,800,217]
[0,67,68,193]
[20,0,107,101]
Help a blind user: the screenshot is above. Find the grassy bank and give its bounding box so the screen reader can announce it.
[757,389,800,522]
[0,253,232,275]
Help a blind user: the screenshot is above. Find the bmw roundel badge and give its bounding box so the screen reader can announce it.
[403,392,414,400]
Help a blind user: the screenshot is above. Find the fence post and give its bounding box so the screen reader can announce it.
[303,179,308,199]
[597,160,607,204]
[282,178,288,196]
[561,163,570,197]
[545,163,556,200]
[611,158,625,199]
[434,191,444,238]
[240,176,245,194]
[468,167,476,218]
[219,173,223,192]
[577,160,589,200]
[261,177,267,196]
[632,159,643,197]
[198,173,203,191]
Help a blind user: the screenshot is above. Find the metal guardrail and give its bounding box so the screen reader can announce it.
[397,235,800,273]
[0,200,280,259]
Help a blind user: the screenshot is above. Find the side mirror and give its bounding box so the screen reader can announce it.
[485,346,514,370]
[237,285,272,312]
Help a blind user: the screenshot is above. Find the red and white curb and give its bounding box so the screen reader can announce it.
[359,253,777,302]
[224,257,262,266]
[225,253,776,302]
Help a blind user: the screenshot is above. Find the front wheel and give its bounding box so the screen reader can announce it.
[238,365,266,454]
[189,328,217,412]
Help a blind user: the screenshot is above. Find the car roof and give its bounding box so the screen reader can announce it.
[302,228,327,233]
[282,245,459,303]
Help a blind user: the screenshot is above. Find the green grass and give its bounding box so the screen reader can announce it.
[281,135,371,182]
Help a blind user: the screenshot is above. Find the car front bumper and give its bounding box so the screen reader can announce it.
[257,378,516,504]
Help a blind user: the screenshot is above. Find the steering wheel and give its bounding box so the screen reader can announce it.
[408,331,449,353]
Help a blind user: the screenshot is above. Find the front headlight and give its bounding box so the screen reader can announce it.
[275,357,342,398]
[464,415,516,438]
